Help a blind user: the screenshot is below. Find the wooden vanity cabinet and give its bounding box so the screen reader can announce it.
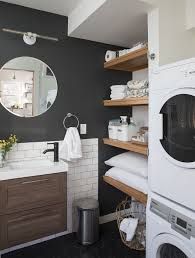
[0,172,67,250]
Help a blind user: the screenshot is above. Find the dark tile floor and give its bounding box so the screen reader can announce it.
[3,221,145,258]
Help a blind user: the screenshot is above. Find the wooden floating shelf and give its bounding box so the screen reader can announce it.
[103,176,147,205]
[103,97,148,107]
[104,47,148,72]
[103,138,148,156]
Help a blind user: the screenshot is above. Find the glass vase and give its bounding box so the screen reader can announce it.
[0,150,6,168]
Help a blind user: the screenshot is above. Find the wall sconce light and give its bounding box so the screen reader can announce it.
[2,28,59,45]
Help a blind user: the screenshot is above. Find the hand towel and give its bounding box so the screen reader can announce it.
[60,127,82,162]
[120,217,138,241]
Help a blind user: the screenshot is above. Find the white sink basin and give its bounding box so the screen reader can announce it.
[0,159,68,181]
[9,159,54,169]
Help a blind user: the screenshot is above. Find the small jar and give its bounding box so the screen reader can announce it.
[108,120,120,140]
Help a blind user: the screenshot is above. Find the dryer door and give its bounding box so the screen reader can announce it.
[151,234,194,258]
[159,88,195,168]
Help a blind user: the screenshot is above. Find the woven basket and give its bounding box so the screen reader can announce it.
[116,197,146,251]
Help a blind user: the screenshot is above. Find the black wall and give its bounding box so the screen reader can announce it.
[0,2,132,215]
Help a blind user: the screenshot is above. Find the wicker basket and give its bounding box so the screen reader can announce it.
[116,197,146,251]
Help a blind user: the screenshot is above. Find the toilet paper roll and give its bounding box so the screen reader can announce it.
[105,50,116,62]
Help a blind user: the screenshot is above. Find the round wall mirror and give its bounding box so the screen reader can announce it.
[0,56,58,117]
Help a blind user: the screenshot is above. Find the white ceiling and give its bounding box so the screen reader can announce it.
[69,0,150,47]
[2,0,151,47]
[1,0,81,16]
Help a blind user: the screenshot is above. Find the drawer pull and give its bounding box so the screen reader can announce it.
[22,179,49,185]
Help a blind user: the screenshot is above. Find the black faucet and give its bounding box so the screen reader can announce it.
[43,142,59,162]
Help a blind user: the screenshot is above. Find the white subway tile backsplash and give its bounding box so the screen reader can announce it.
[92,157,98,164]
[24,150,41,158]
[17,142,34,151]
[6,138,98,235]
[80,184,92,192]
[87,164,98,171]
[82,145,93,152]
[8,150,25,160]
[93,145,98,151]
[81,172,93,178]
[74,165,86,173]
[87,177,98,185]
[33,142,47,150]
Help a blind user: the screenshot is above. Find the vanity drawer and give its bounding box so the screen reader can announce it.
[0,173,67,215]
[0,204,67,249]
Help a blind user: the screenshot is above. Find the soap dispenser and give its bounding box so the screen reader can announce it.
[117,116,129,142]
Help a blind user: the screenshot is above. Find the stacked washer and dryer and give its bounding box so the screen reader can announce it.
[147,58,195,258]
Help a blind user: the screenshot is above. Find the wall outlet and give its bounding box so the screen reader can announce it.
[80,124,87,134]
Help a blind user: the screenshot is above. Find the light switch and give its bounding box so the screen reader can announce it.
[80,124,87,134]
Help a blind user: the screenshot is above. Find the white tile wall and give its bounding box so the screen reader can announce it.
[6,138,99,235]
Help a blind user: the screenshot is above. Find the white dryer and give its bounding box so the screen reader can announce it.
[149,58,195,211]
[146,192,195,258]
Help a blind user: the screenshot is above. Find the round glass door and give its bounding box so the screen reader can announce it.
[159,244,187,258]
[160,94,195,163]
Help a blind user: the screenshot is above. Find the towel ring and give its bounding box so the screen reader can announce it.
[63,113,79,129]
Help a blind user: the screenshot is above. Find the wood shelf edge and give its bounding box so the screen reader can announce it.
[103,138,148,156]
[103,176,147,205]
[104,47,148,72]
[103,97,148,107]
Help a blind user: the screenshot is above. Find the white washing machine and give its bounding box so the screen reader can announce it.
[149,58,195,211]
[146,192,195,258]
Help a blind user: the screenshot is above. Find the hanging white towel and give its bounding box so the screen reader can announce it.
[120,218,138,241]
[60,127,82,162]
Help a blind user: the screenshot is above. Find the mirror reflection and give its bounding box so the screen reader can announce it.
[0,56,58,117]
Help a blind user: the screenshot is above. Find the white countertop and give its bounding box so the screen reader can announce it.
[0,159,68,181]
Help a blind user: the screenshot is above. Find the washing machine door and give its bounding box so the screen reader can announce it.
[159,88,195,168]
[151,234,194,258]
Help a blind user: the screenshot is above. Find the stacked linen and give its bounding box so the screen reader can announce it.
[126,80,149,98]
[110,85,127,100]
[104,151,148,194]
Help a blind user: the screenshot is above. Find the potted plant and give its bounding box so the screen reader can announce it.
[0,134,18,167]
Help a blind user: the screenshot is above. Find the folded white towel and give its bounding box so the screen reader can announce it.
[111,97,125,100]
[111,88,126,94]
[60,127,82,162]
[110,93,126,98]
[127,80,148,89]
[110,85,126,91]
[120,218,138,241]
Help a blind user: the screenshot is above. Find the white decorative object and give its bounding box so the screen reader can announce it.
[117,116,129,142]
[105,50,116,62]
[23,32,37,45]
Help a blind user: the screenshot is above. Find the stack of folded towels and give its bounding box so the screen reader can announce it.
[126,80,149,98]
[110,85,127,100]
[104,151,148,195]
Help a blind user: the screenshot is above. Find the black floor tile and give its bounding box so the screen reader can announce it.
[3,221,145,258]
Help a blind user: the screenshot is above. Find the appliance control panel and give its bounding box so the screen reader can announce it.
[150,199,195,239]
